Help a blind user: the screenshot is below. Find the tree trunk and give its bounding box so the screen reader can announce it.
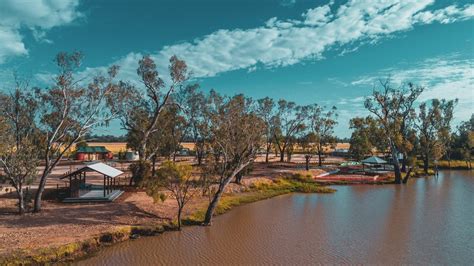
[235,172,243,184]
[204,183,226,225]
[305,156,310,171]
[318,150,322,167]
[177,205,183,230]
[401,154,407,173]
[390,144,402,184]
[17,189,24,215]
[265,144,271,163]
[423,154,429,174]
[279,151,285,162]
[33,167,50,212]
[402,167,413,184]
[197,147,203,166]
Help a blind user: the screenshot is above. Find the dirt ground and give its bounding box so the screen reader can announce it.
[0,155,335,255]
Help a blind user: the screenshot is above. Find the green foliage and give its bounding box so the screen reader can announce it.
[143,161,198,229]
[129,161,151,186]
[349,116,387,160]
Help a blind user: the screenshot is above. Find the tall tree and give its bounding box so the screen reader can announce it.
[451,115,473,168]
[273,100,308,162]
[416,99,457,174]
[438,99,457,167]
[203,92,265,225]
[109,55,189,162]
[256,97,276,163]
[0,86,39,214]
[176,85,210,165]
[364,80,423,184]
[33,52,119,212]
[309,105,338,166]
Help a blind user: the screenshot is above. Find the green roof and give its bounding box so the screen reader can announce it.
[76,146,110,153]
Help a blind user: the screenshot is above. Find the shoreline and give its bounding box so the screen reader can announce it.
[0,176,335,264]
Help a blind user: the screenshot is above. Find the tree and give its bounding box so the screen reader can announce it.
[298,132,317,170]
[203,92,265,225]
[451,115,473,168]
[0,87,39,214]
[256,97,276,163]
[438,99,457,167]
[308,105,338,166]
[175,85,209,165]
[349,116,388,160]
[364,79,423,184]
[109,55,189,162]
[273,100,308,162]
[143,161,199,230]
[33,52,119,212]
[416,99,457,174]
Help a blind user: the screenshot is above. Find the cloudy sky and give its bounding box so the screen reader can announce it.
[0,0,473,137]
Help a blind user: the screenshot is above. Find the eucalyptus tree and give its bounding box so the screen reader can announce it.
[273,100,308,162]
[0,85,39,214]
[364,80,423,184]
[256,97,276,163]
[34,52,120,212]
[438,99,457,167]
[453,115,473,168]
[308,105,338,166]
[203,92,265,225]
[108,55,189,163]
[126,104,187,183]
[349,116,388,160]
[176,84,210,165]
[416,99,457,174]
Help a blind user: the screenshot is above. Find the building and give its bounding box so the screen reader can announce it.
[59,162,124,202]
[75,146,113,161]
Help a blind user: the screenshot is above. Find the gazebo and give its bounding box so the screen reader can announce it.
[362,156,387,164]
[59,162,124,203]
[361,156,388,171]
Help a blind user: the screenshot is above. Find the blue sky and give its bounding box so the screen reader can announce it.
[0,0,473,137]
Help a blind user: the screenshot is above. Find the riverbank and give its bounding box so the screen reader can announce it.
[0,173,334,264]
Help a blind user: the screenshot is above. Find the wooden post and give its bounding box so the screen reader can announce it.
[103,175,106,197]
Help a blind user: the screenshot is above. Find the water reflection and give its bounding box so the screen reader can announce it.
[78,171,474,265]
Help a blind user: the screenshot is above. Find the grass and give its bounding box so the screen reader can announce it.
[436,160,472,170]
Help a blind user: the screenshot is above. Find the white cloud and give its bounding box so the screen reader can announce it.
[414,4,474,24]
[27,1,474,93]
[95,0,474,82]
[303,2,334,26]
[0,0,82,63]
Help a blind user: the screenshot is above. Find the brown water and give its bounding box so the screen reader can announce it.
[79,171,474,265]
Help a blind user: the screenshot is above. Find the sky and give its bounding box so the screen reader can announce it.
[0,0,473,137]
